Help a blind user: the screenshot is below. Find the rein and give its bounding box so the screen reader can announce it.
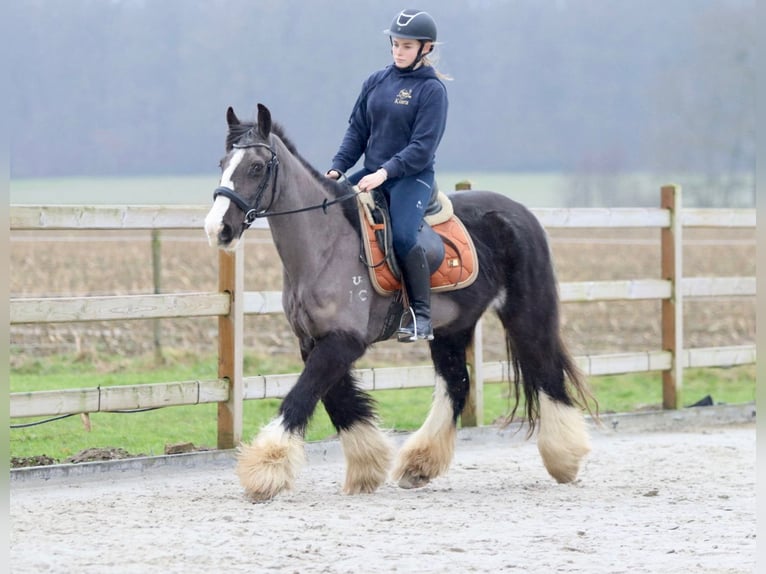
[253,188,361,218]
[213,138,360,226]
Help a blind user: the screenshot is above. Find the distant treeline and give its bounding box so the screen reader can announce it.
[10,0,754,206]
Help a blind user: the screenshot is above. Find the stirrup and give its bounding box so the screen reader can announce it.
[397,308,434,343]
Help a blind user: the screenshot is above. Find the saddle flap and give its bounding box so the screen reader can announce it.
[356,190,479,296]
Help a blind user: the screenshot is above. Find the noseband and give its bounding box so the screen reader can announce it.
[213,139,280,228]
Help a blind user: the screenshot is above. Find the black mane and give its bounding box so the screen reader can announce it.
[226,119,360,228]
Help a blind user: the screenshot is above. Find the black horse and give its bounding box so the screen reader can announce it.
[204,104,594,501]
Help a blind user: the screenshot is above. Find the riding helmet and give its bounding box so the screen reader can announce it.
[383,9,437,42]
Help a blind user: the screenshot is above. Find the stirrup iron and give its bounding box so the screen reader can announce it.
[397,307,434,343]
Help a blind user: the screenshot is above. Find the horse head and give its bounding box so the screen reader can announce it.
[204,104,279,250]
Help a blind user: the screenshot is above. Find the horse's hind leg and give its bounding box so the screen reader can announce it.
[536,386,591,483]
[235,332,367,501]
[392,328,472,489]
[322,374,393,494]
[495,250,592,483]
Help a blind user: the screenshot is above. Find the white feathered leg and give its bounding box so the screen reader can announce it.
[392,378,456,489]
[536,391,591,483]
[235,416,305,501]
[339,421,394,494]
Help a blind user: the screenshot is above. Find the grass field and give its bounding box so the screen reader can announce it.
[9,349,756,463]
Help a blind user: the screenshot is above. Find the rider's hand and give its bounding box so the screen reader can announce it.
[326,169,341,180]
[358,168,388,192]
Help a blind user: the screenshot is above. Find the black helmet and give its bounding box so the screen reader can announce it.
[383,9,437,42]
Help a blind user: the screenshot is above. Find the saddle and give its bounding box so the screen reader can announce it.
[357,186,479,296]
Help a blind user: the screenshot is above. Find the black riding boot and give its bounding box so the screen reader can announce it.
[397,244,434,343]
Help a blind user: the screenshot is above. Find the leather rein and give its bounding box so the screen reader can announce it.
[212,138,359,228]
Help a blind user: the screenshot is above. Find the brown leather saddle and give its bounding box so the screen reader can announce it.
[357,186,479,296]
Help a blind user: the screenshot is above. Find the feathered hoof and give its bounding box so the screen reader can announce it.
[235,427,305,502]
[537,392,591,484]
[391,424,456,490]
[339,422,394,495]
[343,465,390,495]
[395,470,432,490]
[542,454,586,484]
[391,445,449,490]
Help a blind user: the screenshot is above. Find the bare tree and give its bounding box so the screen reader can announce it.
[647,3,755,207]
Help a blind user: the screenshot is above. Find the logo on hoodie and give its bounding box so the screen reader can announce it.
[394,89,412,105]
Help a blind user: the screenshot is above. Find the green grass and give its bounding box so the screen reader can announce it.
[9,350,756,462]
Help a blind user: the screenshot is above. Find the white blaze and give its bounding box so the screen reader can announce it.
[204,148,245,246]
[204,196,231,247]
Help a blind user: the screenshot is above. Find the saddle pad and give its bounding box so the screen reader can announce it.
[357,191,479,296]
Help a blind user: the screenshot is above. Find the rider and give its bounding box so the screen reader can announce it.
[326,8,449,342]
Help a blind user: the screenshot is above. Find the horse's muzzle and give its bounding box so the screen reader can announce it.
[217,222,235,246]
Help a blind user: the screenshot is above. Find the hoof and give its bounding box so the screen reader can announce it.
[339,422,394,495]
[235,419,305,501]
[396,472,431,490]
[344,472,389,495]
[391,441,452,490]
[537,392,591,483]
[391,393,457,490]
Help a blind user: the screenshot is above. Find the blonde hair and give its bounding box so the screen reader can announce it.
[422,52,452,81]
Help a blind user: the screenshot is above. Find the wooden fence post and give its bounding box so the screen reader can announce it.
[151,229,164,364]
[661,185,683,409]
[454,179,484,427]
[217,241,244,449]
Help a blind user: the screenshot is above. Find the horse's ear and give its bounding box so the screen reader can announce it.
[256,103,272,138]
[226,106,240,126]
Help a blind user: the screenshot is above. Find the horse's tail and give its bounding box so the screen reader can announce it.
[492,204,598,482]
[504,325,597,437]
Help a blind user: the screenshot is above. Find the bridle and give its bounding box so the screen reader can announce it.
[213,139,280,228]
[212,134,359,228]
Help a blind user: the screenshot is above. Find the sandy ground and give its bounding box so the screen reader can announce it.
[10,420,755,574]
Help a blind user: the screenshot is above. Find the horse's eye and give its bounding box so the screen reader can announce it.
[248,162,264,176]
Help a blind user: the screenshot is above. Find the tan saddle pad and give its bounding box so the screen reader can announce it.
[357,189,479,296]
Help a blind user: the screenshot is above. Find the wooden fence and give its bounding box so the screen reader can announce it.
[9,185,756,449]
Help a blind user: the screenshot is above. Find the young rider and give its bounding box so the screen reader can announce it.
[326,8,449,342]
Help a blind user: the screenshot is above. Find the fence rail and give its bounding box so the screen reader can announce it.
[10,275,756,325]
[9,185,756,448]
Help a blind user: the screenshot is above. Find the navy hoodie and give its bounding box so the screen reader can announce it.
[331,64,448,180]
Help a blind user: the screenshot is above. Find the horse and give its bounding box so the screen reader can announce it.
[204,103,595,501]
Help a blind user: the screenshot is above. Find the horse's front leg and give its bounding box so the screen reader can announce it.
[322,373,393,495]
[235,332,366,501]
